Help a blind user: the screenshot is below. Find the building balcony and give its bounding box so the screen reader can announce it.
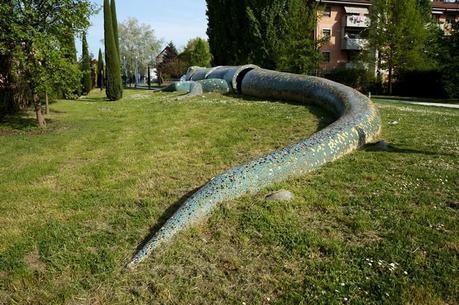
[345,15,370,28]
[342,38,368,50]
[344,62,369,69]
[345,62,359,69]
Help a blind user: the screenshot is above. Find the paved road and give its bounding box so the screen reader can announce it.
[376,99,459,109]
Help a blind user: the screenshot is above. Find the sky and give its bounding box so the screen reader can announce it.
[77,0,208,57]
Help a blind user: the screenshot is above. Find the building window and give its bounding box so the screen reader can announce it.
[322,29,331,40]
[322,52,331,63]
[324,5,331,17]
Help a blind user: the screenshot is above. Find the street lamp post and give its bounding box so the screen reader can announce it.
[147,55,152,90]
[122,55,128,87]
[134,55,139,88]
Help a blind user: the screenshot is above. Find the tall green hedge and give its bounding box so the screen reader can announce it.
[81,33,92,95]
[103,0,122,100]
[111,0,120,56]
[97,48,104,89]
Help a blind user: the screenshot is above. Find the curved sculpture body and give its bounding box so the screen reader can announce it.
[127,66,381,268]
[162,79,230,97]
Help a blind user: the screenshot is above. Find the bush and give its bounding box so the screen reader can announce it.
[322,68,378,93]
[393,70,448,98]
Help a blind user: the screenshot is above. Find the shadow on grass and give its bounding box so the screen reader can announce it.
[124,85,164,91]
[78,95,108,103]
[49,109,67,114]
[0,113,54,133]
[132,186,202,255]
[363,142,456,157]
[0,115,37,130]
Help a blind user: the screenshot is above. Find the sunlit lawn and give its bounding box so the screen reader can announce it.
[0,89,457,305]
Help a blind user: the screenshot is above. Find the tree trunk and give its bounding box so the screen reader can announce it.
[388,64,393,96]
[33,94,46,128]
[388,49,393,95]
[45,92,49,115]
[148,66,151,89]
[100,70,104,91]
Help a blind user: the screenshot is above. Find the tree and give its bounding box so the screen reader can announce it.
[276,0,321,74]
[147,66,151,88]
[205,0,320,73]
[81,33,92,95]
[438,22,459,98]
[61,32,78,64]
[118,17,162,84]
[0,0,93,126]
[181,38,212,67]
[156,42,185,82]
[367,0,432,94]
[104,0,122,100]
[165,42,178,59]
[206,0,251,65]
[111,0,120,56]
[156,41,186,84]
[97,49,105,89]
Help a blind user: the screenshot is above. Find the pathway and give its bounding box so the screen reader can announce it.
[375,99,459,109]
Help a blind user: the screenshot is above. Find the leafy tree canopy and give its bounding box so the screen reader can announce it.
[180,37,212,68]
[367,0,432,93]
[0,0,94,124]
[81,32,92,95]
[206,0,319,74]
[118,17,163,78]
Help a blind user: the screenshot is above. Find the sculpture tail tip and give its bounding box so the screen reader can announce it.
[126,259,139,270]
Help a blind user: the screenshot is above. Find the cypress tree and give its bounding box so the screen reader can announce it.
[61,32,77,63]
[104,0,122,100]
[206,0,238,65]
[97,48,104,89]
[111,0,120,56]
[81,33,92,95]
[60,31,81,97]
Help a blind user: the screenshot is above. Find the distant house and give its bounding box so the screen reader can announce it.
[315,0,459,72]
[315,0,371,71]
[155,46,173,67]
[155,46,183,83]
[432,0,459,33]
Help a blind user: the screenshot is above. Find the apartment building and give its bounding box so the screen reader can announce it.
[432,0,459,32]
[316,0,459,71]
[316,0,371,71]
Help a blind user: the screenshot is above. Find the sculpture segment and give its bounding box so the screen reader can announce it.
[127,66,381,268]
[162,79,230,97]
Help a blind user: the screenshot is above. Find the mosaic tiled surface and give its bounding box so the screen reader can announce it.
[128,66,381,268]
[162,79,230,97]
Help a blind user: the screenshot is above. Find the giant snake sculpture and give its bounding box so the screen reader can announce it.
[127,65,381,269]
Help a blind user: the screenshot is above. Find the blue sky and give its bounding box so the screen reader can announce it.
[77,0,208,57]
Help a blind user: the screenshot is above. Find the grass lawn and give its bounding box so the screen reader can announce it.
[0,89,457,305]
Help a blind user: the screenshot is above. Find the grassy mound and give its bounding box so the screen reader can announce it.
[0,90,457,304]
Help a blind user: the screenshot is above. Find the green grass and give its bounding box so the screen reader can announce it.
[0,89,457,305]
